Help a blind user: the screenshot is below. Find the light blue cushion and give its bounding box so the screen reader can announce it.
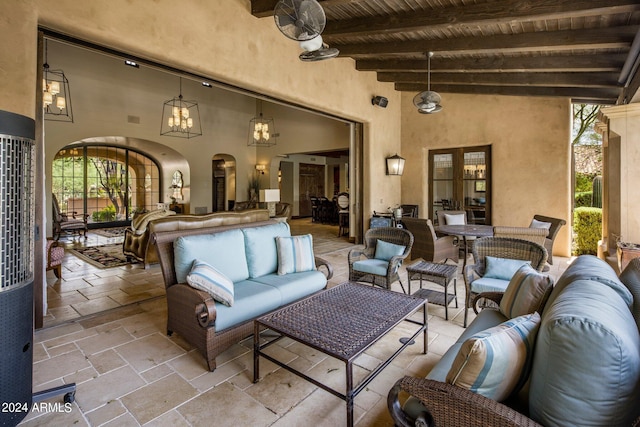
[404,309,509,420]
[470,277,510,294]
[484,256,530,281]
[499,265,554,319]
[530,279,640,426]
[186,259,234,306]
[353,259,388,276]
[214,280,282,331]
[276,234,316,275]
[374,240,405,261]
[547,255,632,309]
[252,271,326,304]
[446,312,541,401]
[174,229,248,283]
[242,222,291,278]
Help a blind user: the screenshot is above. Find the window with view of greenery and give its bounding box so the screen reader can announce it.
[52,146,161,225]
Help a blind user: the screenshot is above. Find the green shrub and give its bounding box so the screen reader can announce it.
[575,172,596,193]
[573,207,602,255]
[92,205,116,222]
[574,191,592,208]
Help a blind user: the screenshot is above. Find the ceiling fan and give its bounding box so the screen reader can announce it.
[273,0,339,62]
[413,52,443,114]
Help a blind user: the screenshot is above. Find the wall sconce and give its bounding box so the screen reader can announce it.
[255,164,266,174]
[386,154,405,176]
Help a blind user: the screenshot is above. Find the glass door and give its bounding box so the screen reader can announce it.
[429,145,491,224]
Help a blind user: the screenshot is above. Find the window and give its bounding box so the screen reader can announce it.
[52,145,161,225]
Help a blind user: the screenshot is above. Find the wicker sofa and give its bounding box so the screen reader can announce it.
[388,255,640,426]
[152,219,333,371]
[123,209,270,268]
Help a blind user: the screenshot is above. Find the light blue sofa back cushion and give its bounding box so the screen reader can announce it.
[547,255,632,308]
[174,229,249,283]
[242,222,291,278]
[530,279,640,427]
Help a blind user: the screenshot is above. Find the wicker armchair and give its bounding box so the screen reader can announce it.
[493,226,548,247]
[531,214,566,265]
[348,227,414,293]
[463,237,547,327]
[388,376,543,427]
[402,217,458,264]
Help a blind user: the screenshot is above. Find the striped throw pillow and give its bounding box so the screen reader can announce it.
[446,312,541,401]
[186,259,234,306]
[276,234,316,275]
[500,264,554,318]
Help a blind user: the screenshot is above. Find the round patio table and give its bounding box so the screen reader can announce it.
[435,224,494,267]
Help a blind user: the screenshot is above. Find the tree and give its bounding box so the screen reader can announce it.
[90,158,128,218]
[572,104,601,146]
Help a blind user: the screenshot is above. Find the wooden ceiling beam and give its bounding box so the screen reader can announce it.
[356,54,628,73]
[395,83,621,101]
[334,26,638,56]
[379,72,620,88]
[251,0,346,18]
[324,0,640,38]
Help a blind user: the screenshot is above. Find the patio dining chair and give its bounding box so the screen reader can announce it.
[531,214,567,265]
[402,217,458,264]
[348,227,414,293]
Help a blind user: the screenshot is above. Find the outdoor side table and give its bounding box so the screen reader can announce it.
[406,260,458,320]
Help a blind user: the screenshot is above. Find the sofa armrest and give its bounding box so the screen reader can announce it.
[197,296,218,327]
[315,256,334,280]
[167,284,218,328]
[472,291,504,314]
[388,376,542,427]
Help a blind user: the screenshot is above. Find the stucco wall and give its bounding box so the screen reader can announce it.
[400,92,572,257]
[0,0,402,226]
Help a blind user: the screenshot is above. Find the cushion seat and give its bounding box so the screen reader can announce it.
[352,259,390,276]
[214,280,282,332]
[469,277,510,294]
[252,271,327,304]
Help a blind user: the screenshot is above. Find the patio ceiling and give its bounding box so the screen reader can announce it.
[251,0,640,105]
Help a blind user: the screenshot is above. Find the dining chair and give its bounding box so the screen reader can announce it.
[493,226,548,247]
[402,217,458,264]
[348,227,414,293]
[52,193,88,240]
[530,214,567,265]
[336,192,349,237]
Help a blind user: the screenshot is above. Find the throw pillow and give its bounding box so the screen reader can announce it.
[530,218,552,230]
[484,256,531,281]
[444,213,466,225]
[186,259,234,306]
[276,234,316,275]
[446,312,541,401]
[500,264,554,318]
[374,239,406,261]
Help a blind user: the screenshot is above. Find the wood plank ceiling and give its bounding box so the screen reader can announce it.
[251,0,640,105]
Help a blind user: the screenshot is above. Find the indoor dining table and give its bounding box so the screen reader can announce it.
[435,224,494,268]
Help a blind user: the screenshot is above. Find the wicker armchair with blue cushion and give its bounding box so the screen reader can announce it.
[348,227,414,293]
[402,217,458,264]
[463,237,547,327]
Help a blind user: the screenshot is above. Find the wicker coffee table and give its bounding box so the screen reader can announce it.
[253,281,427,427]
[406,260,458,320]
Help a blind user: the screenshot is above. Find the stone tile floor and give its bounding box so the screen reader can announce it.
[26,219,572,426]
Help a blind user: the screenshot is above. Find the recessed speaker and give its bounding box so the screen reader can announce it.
[372,96,388,108]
